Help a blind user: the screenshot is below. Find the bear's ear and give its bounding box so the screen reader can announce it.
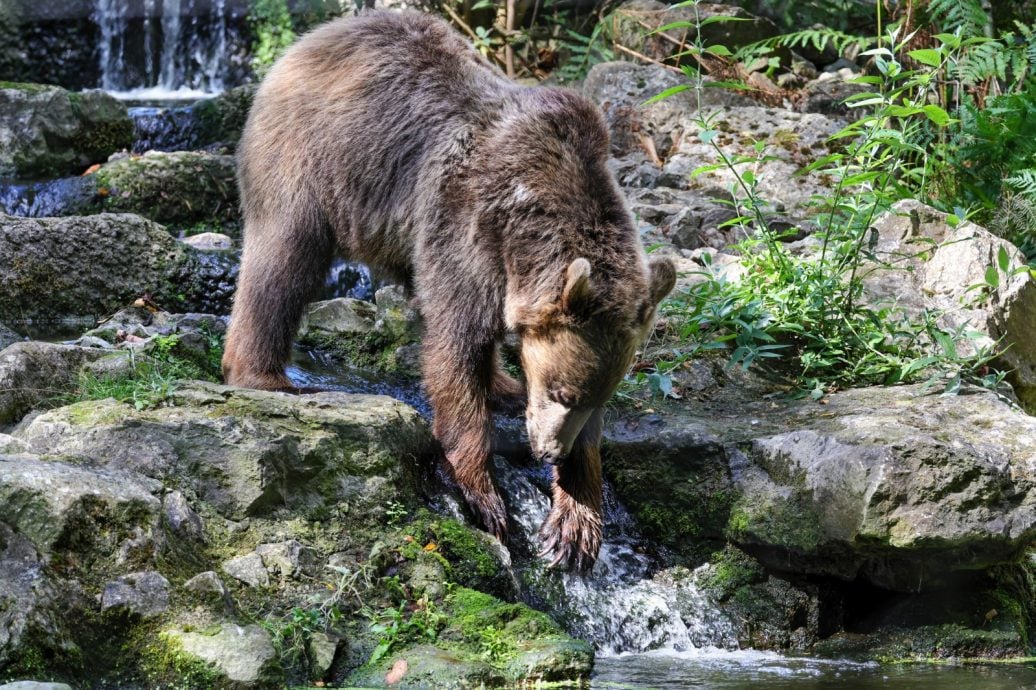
[561,258,593,315]
[648,256,676,306]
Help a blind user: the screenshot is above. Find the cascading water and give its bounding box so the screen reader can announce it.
[489,457,741,656]
[92,0,233,98]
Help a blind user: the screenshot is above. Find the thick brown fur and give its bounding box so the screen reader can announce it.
[223,10,676,572]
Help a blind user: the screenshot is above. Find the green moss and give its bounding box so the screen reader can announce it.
[0,80,52,93]
[136,631,227,689]
[400,514,513,598]
[726,494,823,553]
[698,546,767,601]
[446,587,562,643]
[93,152,239,231]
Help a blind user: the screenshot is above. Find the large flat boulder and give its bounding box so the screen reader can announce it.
[16,382,435,522]
[605,383,1036,591]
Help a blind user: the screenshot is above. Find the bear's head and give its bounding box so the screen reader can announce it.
[512,256,676,464]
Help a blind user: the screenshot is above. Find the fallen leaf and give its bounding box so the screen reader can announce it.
[82,163,101,176]
[385,658,408,685]
[423,542,438,552]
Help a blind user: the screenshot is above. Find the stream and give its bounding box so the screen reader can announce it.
[288,351,1036,689]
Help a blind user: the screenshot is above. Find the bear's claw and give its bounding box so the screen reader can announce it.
[538,507,602,574]
[464,488,509,543]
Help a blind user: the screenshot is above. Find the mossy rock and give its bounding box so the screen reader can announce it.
[0,83,133,177]
[400,513,516,600]
[0,213,231,325]
[189,84,257,150]
[92,151,240,233]
[602,417,734,564]
[348,587,593,688]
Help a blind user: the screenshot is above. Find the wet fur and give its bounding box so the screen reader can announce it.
[223,10,674,571]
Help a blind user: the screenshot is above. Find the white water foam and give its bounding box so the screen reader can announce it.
[108,86,216,101]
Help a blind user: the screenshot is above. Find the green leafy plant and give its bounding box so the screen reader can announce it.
[632,1,1007,399]
[365,584,447,665]
[249,0,296,77]
[72,331,224,410]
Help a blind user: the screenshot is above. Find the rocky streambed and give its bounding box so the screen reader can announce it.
[4,5,1036,688]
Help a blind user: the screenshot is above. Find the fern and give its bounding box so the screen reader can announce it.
[1006,169,1036,197]
[926,0,989,35]
[955,39,1008,85]
[736,28,872,66]
[554,23,614,83]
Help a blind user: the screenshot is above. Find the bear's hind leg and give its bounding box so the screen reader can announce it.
[423,332,508,540]
[223,211,333,390]
[539,408,604,574]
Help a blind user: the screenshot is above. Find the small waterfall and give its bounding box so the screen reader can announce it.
[95,0,129,91]
[93,0,233,98]
[158,0,183,90]
[493,456,741,656]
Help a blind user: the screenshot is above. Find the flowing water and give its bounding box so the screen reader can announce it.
[286,352,1036,688]
[93,0,236,97]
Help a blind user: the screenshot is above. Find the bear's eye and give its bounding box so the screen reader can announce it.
[549,386,577,407]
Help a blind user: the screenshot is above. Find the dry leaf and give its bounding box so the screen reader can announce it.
[385,658,408,685]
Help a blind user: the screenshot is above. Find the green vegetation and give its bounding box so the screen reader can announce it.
[70,331,223,410]
[249,0,296,76]
[629,0,1032,400]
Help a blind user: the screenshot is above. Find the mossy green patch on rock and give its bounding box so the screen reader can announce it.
[602,418,734,563]
[189,84,257,150]
[401,513,515,599]
[92,151,239,233]
[349,587,592,689]
[0,84,133,177]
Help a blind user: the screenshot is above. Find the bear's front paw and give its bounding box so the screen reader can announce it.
[538,504,602,574]
[463,488,509,543]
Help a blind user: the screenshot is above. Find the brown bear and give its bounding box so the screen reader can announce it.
[222,9,676,572]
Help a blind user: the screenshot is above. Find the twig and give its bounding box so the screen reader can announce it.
[613,43,684,74]
[505,0,516,78]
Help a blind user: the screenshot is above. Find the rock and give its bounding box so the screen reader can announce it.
[14,382,434,525]
[0,683,75,690]
[0,455,161,555]
[0,213,237,324]
[610,0,781,66]
[0,342,110,424]
[0,322,21,350]
[162,623,279,687]
[374,284,421,344]
[188,84,257,150]
[222,553,269,588]
[863,200,1036,409]
[0,83,133,177]
[183,571,229,599]
[582,62,754,158]
[90,151,240,232]
[298,292,421,373]
[163,491,205,543]
[0,523,93,671]
[662,106,844,213]
[626,186,740,250]
[298,298,377,341]
[101,571,171,618]
[307,631,339,678]
[605,382,1036,591]
[0,434,29,453]
[255,540,319,579]
[348,587,593,688]
[797,72,869,117]
[181,232,234,251]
